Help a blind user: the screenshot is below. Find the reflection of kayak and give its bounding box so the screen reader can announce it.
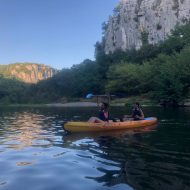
[64,117,158,133]
[63,124,157,143]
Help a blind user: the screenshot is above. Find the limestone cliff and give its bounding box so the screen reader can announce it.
[0,63,57,83]
[104,0,190,54]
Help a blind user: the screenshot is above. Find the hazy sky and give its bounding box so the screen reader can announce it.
[0,0,119,69]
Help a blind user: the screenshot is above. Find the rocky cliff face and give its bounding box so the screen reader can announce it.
[104,0,190,54]
[0,63,57,83]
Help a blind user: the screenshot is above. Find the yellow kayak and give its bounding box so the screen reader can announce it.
[64,117,158,133]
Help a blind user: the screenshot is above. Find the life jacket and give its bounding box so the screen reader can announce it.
[99,110,109,121]
[132,108,142,118]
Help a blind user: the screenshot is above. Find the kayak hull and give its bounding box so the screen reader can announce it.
[64,117,158,133]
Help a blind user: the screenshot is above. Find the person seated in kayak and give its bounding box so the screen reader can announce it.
[132,102,144,120]
[88,102,110,123]
[121,102,144,121]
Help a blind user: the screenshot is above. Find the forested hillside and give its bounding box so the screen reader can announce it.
[0,22,190,106]
[7,23,188,106]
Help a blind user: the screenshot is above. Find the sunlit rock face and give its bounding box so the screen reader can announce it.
[104,0,190,54]
[0,63,58,83]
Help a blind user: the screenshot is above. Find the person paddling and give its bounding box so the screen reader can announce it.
[132,102,144,120]
[88,102,110,123]
[122,102,144,121]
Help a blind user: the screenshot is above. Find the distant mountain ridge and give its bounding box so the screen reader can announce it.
[0,63,57,83]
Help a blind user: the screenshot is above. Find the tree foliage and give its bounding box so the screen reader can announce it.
[0,23,190,106]
[106,47,190,105]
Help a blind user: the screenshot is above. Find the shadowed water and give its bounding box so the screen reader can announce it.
[0,106,190,190]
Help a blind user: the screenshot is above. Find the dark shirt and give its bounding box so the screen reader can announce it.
[132,108,142,120]
[98,110,109,121]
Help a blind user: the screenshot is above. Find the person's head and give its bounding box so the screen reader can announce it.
[134,102,140,109]
[100,102,109,111]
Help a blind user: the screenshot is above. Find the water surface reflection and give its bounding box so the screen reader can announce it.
[0,107,190,190]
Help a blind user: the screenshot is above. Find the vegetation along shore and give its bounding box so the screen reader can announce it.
[0,5,190,107]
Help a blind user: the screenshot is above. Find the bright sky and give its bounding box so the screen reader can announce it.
[0,0,119,69]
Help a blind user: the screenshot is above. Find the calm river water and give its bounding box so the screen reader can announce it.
[0,106,190,190]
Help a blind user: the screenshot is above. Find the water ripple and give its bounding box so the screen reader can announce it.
[0,107,190,190]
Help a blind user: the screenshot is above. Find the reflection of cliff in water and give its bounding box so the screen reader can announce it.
[64,125,190,190]
[0,112,63,150]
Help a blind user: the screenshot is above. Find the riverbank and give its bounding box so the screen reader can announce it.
[1,97,158,107]
[45,96,159,107]
[1,96,190,107]
[1,102,125,108]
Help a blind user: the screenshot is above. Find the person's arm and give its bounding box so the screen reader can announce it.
[140,109,144,119]
[131,108,135,118]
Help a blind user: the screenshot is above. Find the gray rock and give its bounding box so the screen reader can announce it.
[104,0,190,54]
